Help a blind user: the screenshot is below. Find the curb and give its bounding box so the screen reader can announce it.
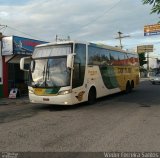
[0,97,29,105]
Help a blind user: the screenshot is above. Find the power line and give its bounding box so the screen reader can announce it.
[6,25,43,40]
[0,24,7,33]
[68,0,122,34]
[123,41,160,47]
[0,24,7,30]
[1,0,122,40]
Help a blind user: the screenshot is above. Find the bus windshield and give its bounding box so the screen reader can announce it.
[30,56,71,88]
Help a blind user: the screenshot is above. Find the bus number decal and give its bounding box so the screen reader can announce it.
[118,68,132,74]
[88,70,97,76]
[76,91,85,101]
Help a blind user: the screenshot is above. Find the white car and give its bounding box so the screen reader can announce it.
[150,73,160,84]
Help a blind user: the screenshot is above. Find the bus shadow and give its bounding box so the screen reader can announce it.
[97,91,134,104]
[33,92,128,112]
[32,102,92,112]
[33,88,141,111]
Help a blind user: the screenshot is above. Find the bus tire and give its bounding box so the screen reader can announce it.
[125,81,131,93]
[152,82,155,85]
[131,80,134,89]
[88,87,96,105]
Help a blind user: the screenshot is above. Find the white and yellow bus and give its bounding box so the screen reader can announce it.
[20,41,139,105]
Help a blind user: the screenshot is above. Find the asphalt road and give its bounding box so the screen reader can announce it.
[0,79,160,152]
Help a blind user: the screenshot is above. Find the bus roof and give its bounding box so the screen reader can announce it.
[35,40,137,55]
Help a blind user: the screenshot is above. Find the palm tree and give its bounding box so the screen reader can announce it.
[142,0,160,14]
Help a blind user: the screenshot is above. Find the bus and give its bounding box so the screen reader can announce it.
[20,41,139,105]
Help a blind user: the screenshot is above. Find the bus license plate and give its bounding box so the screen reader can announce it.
[43,98,50,101]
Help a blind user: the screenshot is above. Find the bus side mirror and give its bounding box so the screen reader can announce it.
[30,60,35,72]
[67,54,74,69]
[20,57,31,71]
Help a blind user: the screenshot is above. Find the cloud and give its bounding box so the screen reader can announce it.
[0,11,9,17]
[0,0,31,6]
[0,0,159,54]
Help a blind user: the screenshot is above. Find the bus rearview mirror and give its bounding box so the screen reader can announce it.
[30,60,35,72]
[67,54,74,69]
[20,57,31,71]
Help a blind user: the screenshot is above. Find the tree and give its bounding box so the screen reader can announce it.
[142,0,160,14]
[138,53,147,66]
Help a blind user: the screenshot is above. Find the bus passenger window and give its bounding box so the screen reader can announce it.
[72,44,86,88]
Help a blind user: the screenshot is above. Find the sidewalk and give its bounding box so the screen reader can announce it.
[0,96,30,105]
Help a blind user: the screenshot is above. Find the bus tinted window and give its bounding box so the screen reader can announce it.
[127,53,139,66]
[100,49,110,66]
[88,46,100,65]
[88,45,139,67]
[72,44,86,88]
[88,46,110,66]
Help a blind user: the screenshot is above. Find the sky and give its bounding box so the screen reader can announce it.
[0,0,160,58]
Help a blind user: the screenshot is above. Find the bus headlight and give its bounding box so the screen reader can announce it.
[58,89,72,95]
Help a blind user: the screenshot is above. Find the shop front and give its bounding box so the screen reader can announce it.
[0,41,3,97]
[2,36,47,97]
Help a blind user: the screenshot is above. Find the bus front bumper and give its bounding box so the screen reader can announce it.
[29,93,74,105]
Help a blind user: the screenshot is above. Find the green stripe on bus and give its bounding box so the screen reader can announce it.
[45,88,60,94]
[100,66,119,89]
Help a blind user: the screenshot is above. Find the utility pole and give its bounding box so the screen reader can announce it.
[0,32,3,39]
[147,52,149,71]
[0,24,7,32]
[115,31,130,49]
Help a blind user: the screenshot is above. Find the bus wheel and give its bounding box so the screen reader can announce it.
[131,80,134,89]
[125,82,131,93]
[88,87,96,105]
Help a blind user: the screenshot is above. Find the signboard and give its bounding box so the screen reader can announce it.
[13,36,47,55]
[144,24,160,36]
[2,36,48,56]
[137,45,153,53]
[2,36,13,55]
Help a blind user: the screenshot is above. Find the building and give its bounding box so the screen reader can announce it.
[0,35,48,97]
[0,46,2,97]
[143,57,159,69]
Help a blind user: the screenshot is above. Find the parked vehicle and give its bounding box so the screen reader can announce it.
[150,73,160,84]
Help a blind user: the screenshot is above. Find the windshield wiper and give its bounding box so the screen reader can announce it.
[43,66,46,81]
[47,64,50,80]
[32,82,39,87]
